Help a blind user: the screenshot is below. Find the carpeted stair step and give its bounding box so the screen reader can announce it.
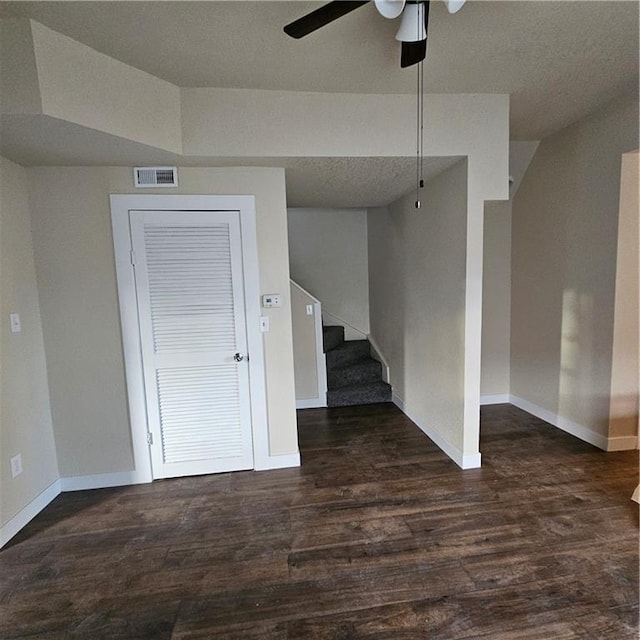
[327,357,382,389]
[325,340,371,368]
[322,325,344,353]
[327,381,392,408]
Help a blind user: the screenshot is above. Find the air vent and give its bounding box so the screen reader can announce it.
[134,167,178,188]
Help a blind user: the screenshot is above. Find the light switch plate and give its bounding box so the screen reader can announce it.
[9,313,21,333]
[306,305,313,316]
[10,454,22,478]
[259,316,270,332]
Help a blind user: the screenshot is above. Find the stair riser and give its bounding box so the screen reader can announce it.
[328,360,382,389]
[326,341,370,368]
[327,386,392,408]
[322,326,345,353]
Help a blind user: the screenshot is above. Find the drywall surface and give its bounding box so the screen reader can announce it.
[0,157,58,526]
[182,90,509,199]
[511,92,639,442]
[369,160,468,453]
[509,141,540,195]
[288,208,369,335]
[30,21,181,153]
[27,166,297,478]
[0,19,42,115]
[481,200,512,397]
[290,283,319,401]
[609,151,639,442]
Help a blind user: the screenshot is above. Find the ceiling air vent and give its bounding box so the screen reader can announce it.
[134,167,178,188]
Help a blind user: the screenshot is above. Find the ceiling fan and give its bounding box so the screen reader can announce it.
[284,0,467,68]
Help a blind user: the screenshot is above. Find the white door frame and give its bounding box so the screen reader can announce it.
[110,194,270,483]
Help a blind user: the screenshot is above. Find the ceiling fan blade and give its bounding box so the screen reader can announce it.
[401,40,426,67]
[284,1,370,39]
[400,1,430,67]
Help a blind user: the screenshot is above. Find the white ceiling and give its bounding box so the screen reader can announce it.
[1,1,637,207]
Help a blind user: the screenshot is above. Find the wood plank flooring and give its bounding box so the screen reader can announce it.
[1,403,638,639]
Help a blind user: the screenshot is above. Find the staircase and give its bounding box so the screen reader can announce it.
[323,325,392,407]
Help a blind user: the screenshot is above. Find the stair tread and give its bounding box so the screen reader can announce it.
[326,339,369,352]
[329,356,379,371]
[321,331,391,407]
[327,358,382,390]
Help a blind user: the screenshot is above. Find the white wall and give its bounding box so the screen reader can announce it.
[0,19,42,115]
[481,200,511,398]
[288,208,369,335]
[608,150,639,446]
[368,160,470,464]
[29,20,182,153]
[511,92,639,447]
[290,283,319,400]
[26,166,298,481]
[290,282,325,407]
[0,157,59,534]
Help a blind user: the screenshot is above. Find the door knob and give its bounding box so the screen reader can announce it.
[233,353,245,362]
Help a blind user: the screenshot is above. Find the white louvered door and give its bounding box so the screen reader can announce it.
[130,210,253,478]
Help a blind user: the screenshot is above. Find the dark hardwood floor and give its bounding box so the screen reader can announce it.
[1,403,638,639]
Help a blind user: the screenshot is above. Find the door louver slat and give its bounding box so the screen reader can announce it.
[144,224,236,353]
[157,364,243,464]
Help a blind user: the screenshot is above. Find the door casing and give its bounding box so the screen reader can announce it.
[110,194,270,484]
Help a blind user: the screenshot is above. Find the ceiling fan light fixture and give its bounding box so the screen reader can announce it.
[395,3,426,42]
[374,0,406,19]
[445,0,466,14]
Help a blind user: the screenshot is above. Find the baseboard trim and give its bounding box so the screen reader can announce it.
[60,470,149,492]
[368,335,391,384]
[393,394,481,470]
[254,452,301,471]
[0,480,61,548]
[296,397,327,409]
[509,395,608,450]
[606,435,638,452]
[480,394,511,405]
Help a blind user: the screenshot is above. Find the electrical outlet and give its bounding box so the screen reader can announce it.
[10,454,23,478]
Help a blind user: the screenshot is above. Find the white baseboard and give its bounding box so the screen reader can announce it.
[296,397,327,409]
[0,480,61,548]
[393,394,481,470]
[606,435,638,452]
[60,470,149,492]
[480,394,511,405]
[254,452,301,471]
[509,395,609,450]
[368,335,390,384]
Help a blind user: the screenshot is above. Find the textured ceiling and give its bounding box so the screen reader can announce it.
[1,114,459,207]
[1,1,637,207]
[1,0,638,139]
